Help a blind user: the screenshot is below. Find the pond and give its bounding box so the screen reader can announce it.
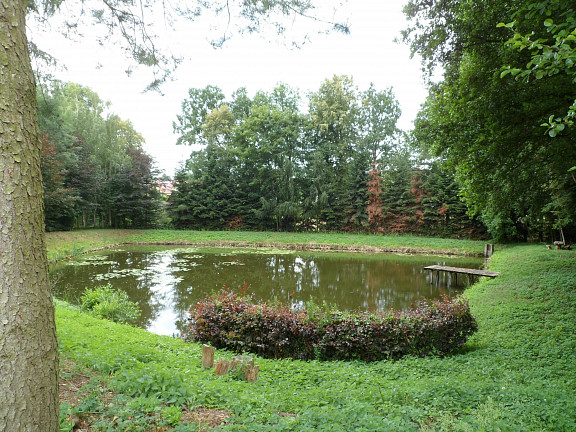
[50,246,485,336]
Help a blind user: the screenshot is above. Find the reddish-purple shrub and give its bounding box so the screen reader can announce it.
[184,289,318,360]
[183,288,478,362]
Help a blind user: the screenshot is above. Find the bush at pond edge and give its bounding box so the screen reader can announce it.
[184,288,478,361]
[81,284,141,325]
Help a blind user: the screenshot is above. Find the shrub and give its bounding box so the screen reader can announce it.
[185,289,318,359]
[184,288,478,361]
[316,296,478,361]
[80,284,141,325]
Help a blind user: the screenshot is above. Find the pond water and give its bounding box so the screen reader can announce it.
[50,246,484,336]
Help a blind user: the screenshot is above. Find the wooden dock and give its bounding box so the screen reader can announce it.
[424,265,500,285]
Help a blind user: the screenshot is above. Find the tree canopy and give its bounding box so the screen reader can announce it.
[499,0,576,137]
[170,78,483,236]
[38,81,162,230]
[403,0,576,242]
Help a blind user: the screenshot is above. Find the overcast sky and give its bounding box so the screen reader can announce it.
[29,0,428,177]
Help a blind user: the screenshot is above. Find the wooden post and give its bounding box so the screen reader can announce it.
[202,345,215,368]
[230,358,240,372]
[231,355,254,371]
[214,359,231,375]
[484,244,494,258]
[244,365,259,382]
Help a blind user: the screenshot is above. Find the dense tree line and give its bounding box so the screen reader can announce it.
[170,77,484,237]
[38,82,162,231]
[402,0,576,242]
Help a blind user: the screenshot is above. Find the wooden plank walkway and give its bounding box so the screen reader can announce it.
[424,265,500,285]
[424,265,500,278]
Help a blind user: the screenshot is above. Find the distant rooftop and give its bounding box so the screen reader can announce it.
[156,180,175,196]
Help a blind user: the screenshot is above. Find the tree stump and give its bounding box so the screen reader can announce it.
[202,345,215,368]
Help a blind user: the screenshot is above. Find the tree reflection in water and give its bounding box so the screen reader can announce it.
[51,246,483,337]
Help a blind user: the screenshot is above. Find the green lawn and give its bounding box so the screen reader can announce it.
[46,229,487,262]
[53,230,576,431]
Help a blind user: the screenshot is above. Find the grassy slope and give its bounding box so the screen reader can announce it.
[53,231,576,431]
[46,229,487,261]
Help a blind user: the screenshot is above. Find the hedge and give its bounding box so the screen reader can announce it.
[183,288,478,361]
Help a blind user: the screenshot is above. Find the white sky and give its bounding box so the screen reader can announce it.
[29,0,428,177]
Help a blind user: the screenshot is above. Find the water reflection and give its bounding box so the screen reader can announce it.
[51,246,483,336]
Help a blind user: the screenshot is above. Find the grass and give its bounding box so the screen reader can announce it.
[52,230,576,431]
[46,229,489,262]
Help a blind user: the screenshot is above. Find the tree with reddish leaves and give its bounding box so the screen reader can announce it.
[367,165,384,231]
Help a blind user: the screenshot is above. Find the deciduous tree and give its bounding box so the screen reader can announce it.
[403,0,576,241]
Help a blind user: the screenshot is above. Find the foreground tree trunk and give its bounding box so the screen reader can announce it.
[0,0,59,430]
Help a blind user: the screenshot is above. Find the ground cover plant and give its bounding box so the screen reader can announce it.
[58,356,231,431]
[186,289,477,361]
[51,230,576,430]
[80,284,141,325]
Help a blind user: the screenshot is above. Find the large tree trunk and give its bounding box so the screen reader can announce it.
[0,0,59,430]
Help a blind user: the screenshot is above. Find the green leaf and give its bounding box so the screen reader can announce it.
[544,18,554,27]
[496,21,516,28]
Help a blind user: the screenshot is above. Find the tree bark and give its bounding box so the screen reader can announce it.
[0,0,59,430]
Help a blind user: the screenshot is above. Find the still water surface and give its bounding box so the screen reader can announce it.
[51,246,484,336]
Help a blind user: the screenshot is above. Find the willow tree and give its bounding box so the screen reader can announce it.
[0,1,348,429]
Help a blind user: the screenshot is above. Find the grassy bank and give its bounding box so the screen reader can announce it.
[46,229,488,262]
[53,231,576,431]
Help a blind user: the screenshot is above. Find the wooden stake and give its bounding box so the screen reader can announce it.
[230,358,241,372]
[484,244,494,258]
[244,365,259,382]
[214,359,231,376]
[234,355,254,367]
[202,345,215,368]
